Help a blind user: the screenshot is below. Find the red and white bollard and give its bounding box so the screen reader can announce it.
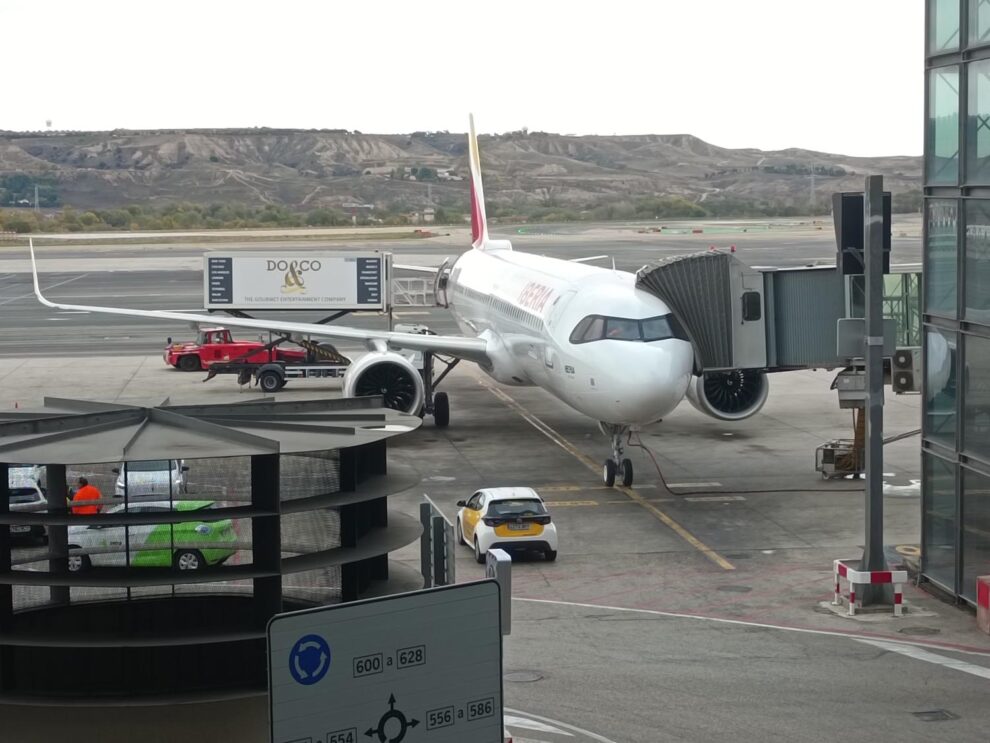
[832,559,908,616]
[978,576,990,635]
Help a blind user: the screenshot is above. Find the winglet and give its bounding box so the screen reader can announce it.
[29,238,56,309]
[468,114,489,249]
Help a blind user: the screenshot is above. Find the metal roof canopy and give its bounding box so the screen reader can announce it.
[0,395,421,465]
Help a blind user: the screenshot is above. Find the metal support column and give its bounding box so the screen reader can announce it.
[251,453,282,623]
[46,464,69,605]
[861,175,891,604]
[420,501,433,588]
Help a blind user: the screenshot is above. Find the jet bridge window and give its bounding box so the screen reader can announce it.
[569,314,688,344]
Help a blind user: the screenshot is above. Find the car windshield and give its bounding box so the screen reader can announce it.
[125,460,173,473]
[487,499,547,517]
[569,313,689,344]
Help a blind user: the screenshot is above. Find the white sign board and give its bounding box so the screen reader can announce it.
[205,252,386,310]
[268,581,503,743]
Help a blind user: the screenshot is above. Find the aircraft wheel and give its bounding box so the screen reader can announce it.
[433,392,450,428]
[621,458,634,487]
[603,459,617,487]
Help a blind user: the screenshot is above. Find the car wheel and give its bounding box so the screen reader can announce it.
[456,518,466,546]
[474,538,485,564]
[178,355,200,372]
[544,549,558,562]
[67,548,90,573]
[174,549,205,571]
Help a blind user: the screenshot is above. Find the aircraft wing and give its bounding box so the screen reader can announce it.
[29,243,490,364]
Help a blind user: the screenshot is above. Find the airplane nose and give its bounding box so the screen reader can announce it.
[607,342,693,423]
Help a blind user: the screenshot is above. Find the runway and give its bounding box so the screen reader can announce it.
[0,221,921,359]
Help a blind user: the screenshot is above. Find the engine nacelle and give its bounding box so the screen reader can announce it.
[343,352,425,415]
[685,369,769,422]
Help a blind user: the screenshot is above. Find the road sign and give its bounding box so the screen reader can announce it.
[268,581,503,743]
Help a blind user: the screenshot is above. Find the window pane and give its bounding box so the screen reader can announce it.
[971,0,990,47]
[925,200,958,317]
[641,315,674,342]
[964,200,990,320]
[923,454,957,590]
[964,334,990,459]
[583,317,605,341]
[929,66,959,185]
[969,61,990,183]
[962,467,990,602]
[932,0,961,52]
[604,318,640,340]
[926,327,957,447]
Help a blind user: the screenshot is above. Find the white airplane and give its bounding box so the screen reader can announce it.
[31,116,770,487]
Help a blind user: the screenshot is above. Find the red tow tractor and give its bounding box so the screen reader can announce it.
[164,328,308,371]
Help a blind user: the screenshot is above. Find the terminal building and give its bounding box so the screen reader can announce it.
[923,0,990,604]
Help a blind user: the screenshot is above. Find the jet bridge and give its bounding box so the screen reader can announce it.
[636,251,853,374]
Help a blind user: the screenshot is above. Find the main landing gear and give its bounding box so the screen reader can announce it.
[422,350,458,428]
[600,423,633,488]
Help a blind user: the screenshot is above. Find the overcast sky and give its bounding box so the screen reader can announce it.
[0,0,922,156]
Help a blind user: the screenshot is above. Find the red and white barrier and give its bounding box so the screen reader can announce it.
[832,559,907,616]
[977,576,990,635]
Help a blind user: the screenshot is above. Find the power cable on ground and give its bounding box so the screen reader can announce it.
[625,430,915,496]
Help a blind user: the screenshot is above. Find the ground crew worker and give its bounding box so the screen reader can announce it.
[70,477,101,515]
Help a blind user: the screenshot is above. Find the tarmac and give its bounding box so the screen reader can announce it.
[3,223,990,742]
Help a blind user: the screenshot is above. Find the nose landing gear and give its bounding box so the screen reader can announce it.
[600,423,633,487]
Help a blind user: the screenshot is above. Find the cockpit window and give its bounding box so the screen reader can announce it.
[605,318,640,340]
[570,315,606,343]
[569,314,689,344]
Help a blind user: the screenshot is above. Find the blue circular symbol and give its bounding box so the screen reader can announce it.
[289,634,331,685]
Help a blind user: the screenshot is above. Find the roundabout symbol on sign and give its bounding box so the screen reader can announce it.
[289,634,331,686]
[365,693,419,743]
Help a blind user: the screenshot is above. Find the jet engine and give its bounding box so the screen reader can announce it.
[343,352,425,415]
[685,369,769,422]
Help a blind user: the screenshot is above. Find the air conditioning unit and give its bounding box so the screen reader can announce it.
[892,346,922,393]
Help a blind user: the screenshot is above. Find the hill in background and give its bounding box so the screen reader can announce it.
[0,128,922,225]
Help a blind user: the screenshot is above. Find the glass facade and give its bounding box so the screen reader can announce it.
[923,0,990,604]
[931,0,960,52]
[925,200,957,317]
[968,60,990,183]
[962,466,990,601]
[963,333,990,460]
[965,200,990,320]
[925,328,957,447]
[928,67,959,184]
[971,0,990,46]
[923,453,956,589]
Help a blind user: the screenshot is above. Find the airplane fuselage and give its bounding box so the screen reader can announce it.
[446,248,695,426]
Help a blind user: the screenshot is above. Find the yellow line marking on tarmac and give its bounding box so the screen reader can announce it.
[480,382,735,571]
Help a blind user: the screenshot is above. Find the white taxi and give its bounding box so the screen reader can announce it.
[456,487,557,564]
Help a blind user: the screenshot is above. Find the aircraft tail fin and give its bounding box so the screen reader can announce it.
[467,115,511,251]
[468,114,489,249]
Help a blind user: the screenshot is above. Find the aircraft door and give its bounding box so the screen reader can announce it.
[547,289,577,330]
[433,258,451,308]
